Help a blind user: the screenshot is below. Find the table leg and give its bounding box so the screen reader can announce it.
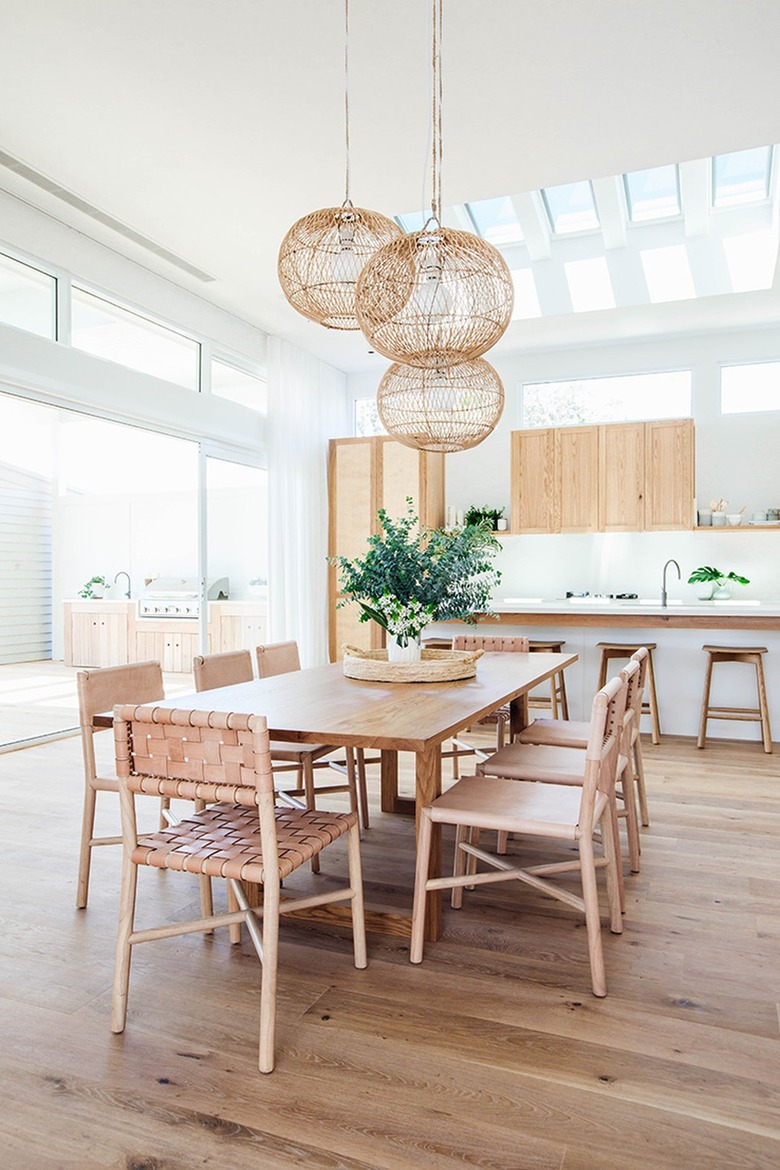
[416,744,443,942]
[380,749,399,813]
[509,692,530,741]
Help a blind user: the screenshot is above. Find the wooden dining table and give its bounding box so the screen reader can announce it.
[156,650,577,941]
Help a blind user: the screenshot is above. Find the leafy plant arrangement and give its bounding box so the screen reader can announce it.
[78,575,109,599]
[687,566,748,599]
[464,505,505,530]
[331,500,502,647]
[687,566,750,589]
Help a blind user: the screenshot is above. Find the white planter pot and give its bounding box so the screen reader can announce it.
[387,635,422,662]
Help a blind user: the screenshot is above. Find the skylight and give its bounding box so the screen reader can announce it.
[624,164,680,221]
[541,181,599,234]
[467,196,523,245]
[712,146,773,208]
[395,211,429,233]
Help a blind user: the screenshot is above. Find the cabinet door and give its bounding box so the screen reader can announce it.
[214,608,266,653]
[644,418,695,531]
[556,426,599,533]
[511,429,557,533]
[66,605,129,667]
[599,422,645,531]
[329,439,380,658]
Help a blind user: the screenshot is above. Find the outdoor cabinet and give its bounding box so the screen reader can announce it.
[328,436,445,660]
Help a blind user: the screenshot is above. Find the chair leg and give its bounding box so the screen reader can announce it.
[621,759,641,874]
[608,792,626,912]
[550,675,559,719]
[451,823,469,909]
[600,807,624,936]
[578,834,607,998]
[76,780,97,909]
[356,748,370,829]
[346,822,367,969]
[159,796,171,830]
[646,653,661,745]
[258,884,280,1074]
[557,669,570,720]
[302,757,320,874]
[755,656,773,754]
[410,811,434,963]
[697,653,714,749]
[111,853,139,1033]
[227,883,242,944]
[633,739,650,827]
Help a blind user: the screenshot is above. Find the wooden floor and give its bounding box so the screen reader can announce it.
[1,729,778,1169]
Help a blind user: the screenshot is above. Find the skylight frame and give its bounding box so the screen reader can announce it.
[623,163,682,223]
[540,180,600,235]
[711,146,774,210]
[465,195,524,246]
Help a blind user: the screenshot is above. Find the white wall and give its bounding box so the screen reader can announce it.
[347,323,780,602]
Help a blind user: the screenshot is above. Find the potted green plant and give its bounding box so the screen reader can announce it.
[331,500,502,660]
[687,565,750,600]
[78,575,109,599]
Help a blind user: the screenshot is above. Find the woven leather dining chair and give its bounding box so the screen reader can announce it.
[110,704,366,1074]
[76,660,166,909]
[410,673,627,997]
[255,641,369,830]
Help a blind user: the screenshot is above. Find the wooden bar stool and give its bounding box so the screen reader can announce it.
[697,645,773,753]
[528,639,570,719]
[597,641,660,744]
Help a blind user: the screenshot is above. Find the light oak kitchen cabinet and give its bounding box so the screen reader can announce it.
[328,436,445,659]
[511,417,694,533]
[63,601,133,668]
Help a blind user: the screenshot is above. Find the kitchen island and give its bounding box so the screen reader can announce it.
[427,598,780,743]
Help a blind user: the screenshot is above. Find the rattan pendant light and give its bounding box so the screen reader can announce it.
[376,358,505,453]
[277,1,400,330]
[355,0,514,365]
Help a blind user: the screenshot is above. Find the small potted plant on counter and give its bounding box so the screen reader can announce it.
[687,565,750,600]
[331,499,501,661]
[78,575,109,599]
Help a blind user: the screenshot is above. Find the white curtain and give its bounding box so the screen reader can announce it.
[267,337,348,666]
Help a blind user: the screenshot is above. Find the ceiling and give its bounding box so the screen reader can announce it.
[2,0,780,373]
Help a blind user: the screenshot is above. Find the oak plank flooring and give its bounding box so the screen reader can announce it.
[0,731,778,1168]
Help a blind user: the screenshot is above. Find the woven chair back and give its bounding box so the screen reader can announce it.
[113,705,274,809]
[619,658,643,748]
[256,641,301,678]
[77,660,163,726]
[578,673,628,837]
[452,634,530,653]
[193,650,253,692]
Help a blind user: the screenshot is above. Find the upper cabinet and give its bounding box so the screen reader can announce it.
[511,417,694,534]
[328,437,445,660]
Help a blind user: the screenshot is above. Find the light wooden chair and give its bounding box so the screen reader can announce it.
[193,649,254,691]
[110,704,366,1074]
[515,647,651,841]
[410,674,628,997]
[447,635,530,772]
[255,641,369,830]
[597,641,660,744]
[76,660,165,909]
[476,660,640,900]
[527,639,570,719]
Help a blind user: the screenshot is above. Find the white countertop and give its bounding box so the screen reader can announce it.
[494,598,780,618]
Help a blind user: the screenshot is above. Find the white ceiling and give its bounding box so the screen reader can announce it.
[1,0,780,372]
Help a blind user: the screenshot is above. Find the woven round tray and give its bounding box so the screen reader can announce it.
[342,645,483,682]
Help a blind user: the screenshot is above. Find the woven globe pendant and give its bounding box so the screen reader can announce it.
[355,224,514,366]
[277,201,401,330]
[376,357,505,453]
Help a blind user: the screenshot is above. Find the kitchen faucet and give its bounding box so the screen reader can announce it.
[114,571,131,599]
[661,559,681,607]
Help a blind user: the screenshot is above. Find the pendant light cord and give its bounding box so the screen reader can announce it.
[431,0,443,224]
[344,0,351,205]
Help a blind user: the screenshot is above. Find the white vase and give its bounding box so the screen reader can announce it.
[712,585,731,600]
[696,583,714,600]
[387,635,422,662]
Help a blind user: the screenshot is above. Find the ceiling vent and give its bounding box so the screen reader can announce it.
[0,147,216,282]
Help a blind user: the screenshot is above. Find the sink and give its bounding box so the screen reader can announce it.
[639,598,682,606]
[569,597,611,604]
